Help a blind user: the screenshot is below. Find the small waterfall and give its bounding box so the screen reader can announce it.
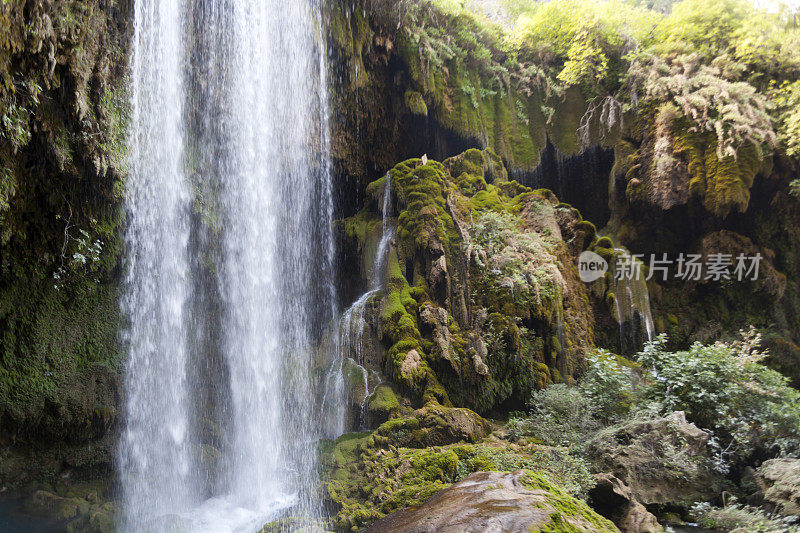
[322,175,393,436]
[611,248,656,354]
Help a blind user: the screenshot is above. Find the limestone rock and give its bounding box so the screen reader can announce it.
[365,470,619,533]
[590,473,662,533]
[376,403,490,447]
[366,384,400,426]
[587,412,726,508]
[400,349,422,379]
[751,458,800,517]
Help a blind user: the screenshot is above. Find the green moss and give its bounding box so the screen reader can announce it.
[594,236,613,250]
[521,471,618,533]
[96,83,131,175]
[470,186,507,212]
[546,87,587,156]
[396,8,549,171]
[367,384,400,418]
[323,427,602,532]
[673,126,763,217]
[342,150,593,414]
[0,271,121,437]
[328,3,372,90]
[404,89,428,116]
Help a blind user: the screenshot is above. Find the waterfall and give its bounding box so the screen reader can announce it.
[120,0,195,524]
[322,175,393,436]
[611,248,655,354]
[120,0,333,530]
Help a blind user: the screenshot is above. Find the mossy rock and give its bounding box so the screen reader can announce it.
[374,402,490,448]
[323,431,600,532]
[358,470,618,533]
[367,384,400,425]
[672,125,763,217]
[404,89,428,116]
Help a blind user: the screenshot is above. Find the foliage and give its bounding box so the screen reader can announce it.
[691,499,800,532]
[527,384,599,448]
[627,51,776,158]
[577,349,635,423]
[590,405,719,480]
[470,210,563,313]
[638,330,800,460]
[452,444,594,496]
[52,229,104,290]
[0,81,40,153]
[400,0,800,167]
[771,80,800,157]
[512,328,800,482]
[652,0,751,57]
[508,0,659,94]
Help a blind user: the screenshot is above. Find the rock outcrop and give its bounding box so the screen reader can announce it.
[365,470,618,533]
[750,458,800,517]
[339,149,597,414]
[587,412,727,508]
[589,473,662,533]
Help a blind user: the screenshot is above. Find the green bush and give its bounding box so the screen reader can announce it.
[691,500,800,532]
[528,384,599,448]
[638,331,800,460]
[578,349,636,424]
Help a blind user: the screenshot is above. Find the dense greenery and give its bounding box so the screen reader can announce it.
[374,0,800,216]
[517,330,800,471]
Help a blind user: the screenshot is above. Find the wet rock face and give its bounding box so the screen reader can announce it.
[1,0,132,469]
[750,458,800,517]
[365,470,619,533]
[339,149,597,413]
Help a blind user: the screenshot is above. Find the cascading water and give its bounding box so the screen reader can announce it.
[611,248,656,354]
[120,0,333,530]
[322,175,393,437]
[119,0,196,525]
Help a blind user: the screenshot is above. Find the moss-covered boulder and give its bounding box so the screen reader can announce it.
[750,458,800,518]
[365,470,619,533]
[587,412,728,510]
[372,402,490,448]
[338,150,595,414]
[366,384,401,426]
[322,419,598,531]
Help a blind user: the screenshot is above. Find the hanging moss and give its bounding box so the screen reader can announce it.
[546,87,587,157]
[672,126,763,217]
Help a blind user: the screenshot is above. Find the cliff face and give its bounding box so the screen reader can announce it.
[338,149,596,414]
[327,0,800,386]
[0,0,132,483]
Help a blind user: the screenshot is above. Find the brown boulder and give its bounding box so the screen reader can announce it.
[365,470,619,533]
[590,473,663,533]
[751,458,800,517]
[587,412,727,508]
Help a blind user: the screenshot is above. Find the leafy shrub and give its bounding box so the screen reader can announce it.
[691,500,800,532]
[771,80,800,157]
[528,384,599,447]
[626,51,776,158]
[578,349,636,423]
[453,444,594,496]
[638,330,800,460]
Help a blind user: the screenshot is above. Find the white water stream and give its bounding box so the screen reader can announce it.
[120,0,333,530]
